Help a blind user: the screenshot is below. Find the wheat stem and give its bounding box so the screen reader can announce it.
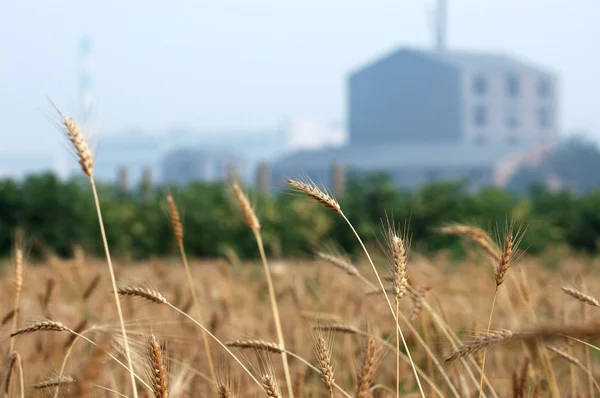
[341,213,425,397]
[90,178,138,398]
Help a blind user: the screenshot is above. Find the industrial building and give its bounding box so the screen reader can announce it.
[271,1,558,191]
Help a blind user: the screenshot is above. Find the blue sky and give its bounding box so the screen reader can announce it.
[1,0,598,156]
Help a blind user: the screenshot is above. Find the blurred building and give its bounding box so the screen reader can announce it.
[272,46,558,190]
[161,148,243,186]
[349,49,557,147]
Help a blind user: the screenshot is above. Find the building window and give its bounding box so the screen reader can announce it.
[474,105,487,126]
[506,73,520,97]
[506,108,518,129]
[538,107,551,128]
[537,78,550,98]
[473,74,487,95]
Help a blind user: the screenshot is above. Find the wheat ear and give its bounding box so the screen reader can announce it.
[148,334,169,398]
[262,375,281,398]
[356,334,377,398]
[33,376,75,389]
[314,333,335,398]
[7,244,23,356]
[225,339,283,354]
[51,103,138,398]
[561,287,600,307]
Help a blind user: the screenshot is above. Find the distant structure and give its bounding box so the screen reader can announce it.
[349,49,557,148]
[161,148,243,186]
[272,0,558,191]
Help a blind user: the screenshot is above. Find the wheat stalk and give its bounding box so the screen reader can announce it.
[82,274,101,301]
[51,103,138,398]
[232,181,293,398]
[317,252,360,278]
[166,193,218,389]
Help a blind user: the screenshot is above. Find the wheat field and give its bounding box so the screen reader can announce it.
[2,242,600,397]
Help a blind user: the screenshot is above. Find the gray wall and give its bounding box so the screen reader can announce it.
[348,50,462,145]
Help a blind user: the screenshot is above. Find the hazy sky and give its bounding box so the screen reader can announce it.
[1,0,598,156]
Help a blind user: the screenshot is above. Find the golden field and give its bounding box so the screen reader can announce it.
[2,247,600,397]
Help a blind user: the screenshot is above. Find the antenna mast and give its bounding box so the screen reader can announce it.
[436,0,447,53]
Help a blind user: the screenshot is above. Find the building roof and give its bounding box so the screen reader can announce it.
[350,47,553,78]
[272,143,538,172]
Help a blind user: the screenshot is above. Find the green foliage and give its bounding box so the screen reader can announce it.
[1,171,600,260]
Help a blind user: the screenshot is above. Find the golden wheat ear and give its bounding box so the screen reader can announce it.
[147,334,169,398]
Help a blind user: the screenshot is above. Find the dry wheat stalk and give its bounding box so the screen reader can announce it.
[52,104,137,398]
[301,311,343,323]
[512,358,530,398]
[33,375,75,389]
[166,194,184,244]
[547,345,583,368]
[232,181,261,232]
[225,339,283,354]
[287,179,341,214]
[148,334,169,398]
[82,274,101,301]
[365,287,394,296]
[409,286,431,322]
[317,252,360,278]
[438,224,500,261]
[314,333,335,397]
[312,324,361,335]
[64,318,88,349]
[356,334,377,398]
[446,330,514,362]
[262,375,280,398]
[294,365,306,398]
[8,246,23,358]
[3,352,16,394]
[14,249,23,294]
[10,320,68,337]
[1,309,17,326]
[41,277,55,310]
[438,225,491,240]
[117,286,168,304]
[218,385,233,398]
[561,287,600,307]
[73,336,109,397]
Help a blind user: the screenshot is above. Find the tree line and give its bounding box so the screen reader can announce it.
[0,171,599,263]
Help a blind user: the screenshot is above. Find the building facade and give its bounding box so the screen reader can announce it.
[272,47,559,191]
